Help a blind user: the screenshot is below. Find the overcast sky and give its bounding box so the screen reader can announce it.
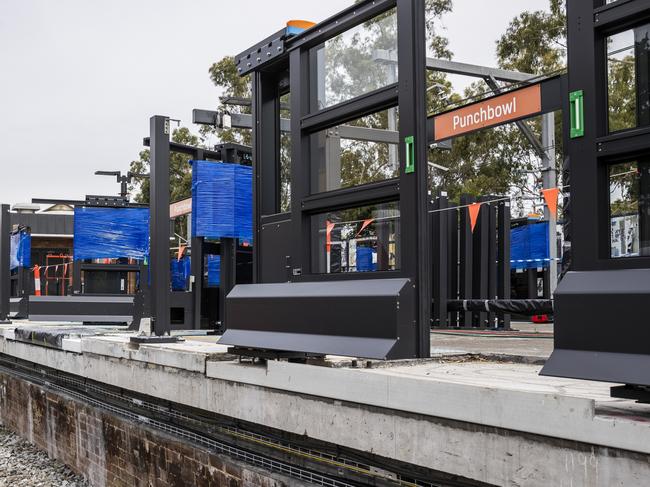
[0,0,549,206]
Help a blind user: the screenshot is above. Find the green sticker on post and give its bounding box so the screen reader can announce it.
[570,90,584,138]
[405,135,415,174]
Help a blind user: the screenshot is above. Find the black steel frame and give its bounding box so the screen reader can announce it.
[223,0,431,358]
[0,205,10,323]
[148,119,254,335]
[541,0,650,390]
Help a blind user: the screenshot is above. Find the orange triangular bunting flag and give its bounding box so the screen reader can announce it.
[355,218,374,238]
[326,221,336,252]
[541,188,560,219]
[177,245,186,261]
[468,202,482,233]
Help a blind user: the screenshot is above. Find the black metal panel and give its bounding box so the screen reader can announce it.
[594,0,650,32]
[191,236,203,329]
[287,0,396,51]
[28,295,135,323]
[260,217,292,283]
[300,84,399,133]
[431,196,448,327]
[543,349,650,387]
[301,180,400,213]
[142,137,224,160]
[497,201,511,329]
[236,28,288,76]
[10,297,28,318]
[10,213,74,236]
[219,238,236,326]
[542,268,650,386]
[221,278,416,359]
[169,291,194,329]
[0,205,10,321]
[458,195,474,326]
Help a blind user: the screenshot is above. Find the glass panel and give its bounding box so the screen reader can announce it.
[607,23,650,132]
[280,93,291,213]
[609,159,650,257]
[312,9,398,110]
[310,108,399,193]
[311,201,400,274]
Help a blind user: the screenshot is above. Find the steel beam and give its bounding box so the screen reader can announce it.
[190,236,203,329]
[373,49,534,83]
[219,238,236,327]
[0,205,11,322]
[149,116,172,336]
[427,58,534,83]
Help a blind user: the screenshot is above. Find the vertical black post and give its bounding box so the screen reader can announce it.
[149,115,171,336]
[397,0,430,356]
[448,207,459,327]
[527,268,538,299]
[191,236,203,329]
[219,238,237,327]
[252,72,282,282]
[432,194,448,328]
[459,195,474,327]
[472,197,489,327]
[0,205,11,323]
[73,261,82,294]
[487,201,498,328]
[497,201,511,330]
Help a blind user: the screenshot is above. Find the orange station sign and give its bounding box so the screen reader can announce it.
[170,197,192,218]
[434,84,542,141]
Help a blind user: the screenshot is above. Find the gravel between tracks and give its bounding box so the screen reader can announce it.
[0,425,88,487]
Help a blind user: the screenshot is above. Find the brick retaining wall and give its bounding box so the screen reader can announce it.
[0,372,295,487]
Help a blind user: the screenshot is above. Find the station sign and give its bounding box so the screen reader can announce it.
[434,84,542,141]
[170,198,192,218]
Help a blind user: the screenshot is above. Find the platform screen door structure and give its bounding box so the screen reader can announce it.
[221,0,432,359]
[542,0,650,391]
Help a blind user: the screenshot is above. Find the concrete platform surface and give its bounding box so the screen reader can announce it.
[1,321,649,487]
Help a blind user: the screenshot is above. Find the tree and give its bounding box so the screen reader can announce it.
[128,126,204,204]
[429,0,567,215]
[203,1,453,213]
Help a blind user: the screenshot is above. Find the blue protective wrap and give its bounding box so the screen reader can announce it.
[73,207,150,261]
[356,247,377,272]
[171,257,191,291]
[207,255,221,287]
[191,161,253,241]
[510,222,550,269]
[10,231,31,270]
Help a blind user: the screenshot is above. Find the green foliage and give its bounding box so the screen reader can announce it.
[128,127,203,204]
[608,55,637,132]
[134,1,579,221]
[429,0,567,209]
[496,0,566,75]
[203,56,251,147]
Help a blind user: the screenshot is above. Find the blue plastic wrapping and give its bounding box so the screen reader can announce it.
[171,257,191,291]
[73,207,150,261]
[191,161,253,241]
[510,222,550,269]
[207,255,221,287]
[356,247,377,272]
[10,231,31,270]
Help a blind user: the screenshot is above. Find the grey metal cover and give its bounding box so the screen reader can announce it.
[220,278,416,360]
[28,295,135,323]
[541,269,650,386]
